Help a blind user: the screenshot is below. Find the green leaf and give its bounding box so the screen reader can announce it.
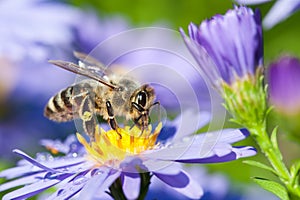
[243,160,277,175]
[270,127,283,160]
[291,160,300,176]
[290,160,300,186]
[252,177,289,200]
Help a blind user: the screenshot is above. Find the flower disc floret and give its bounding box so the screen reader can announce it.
[77,123,162,166]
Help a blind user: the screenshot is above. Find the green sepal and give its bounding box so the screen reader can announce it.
[270,127,283,160]
[252,177,289,200]
[243,160,277,175]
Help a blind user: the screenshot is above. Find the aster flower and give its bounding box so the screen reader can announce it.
[0,112,256,199]
[234,0,300,29]
[268,56,300,141]
[180,6,266,126]
[181,6,300,199]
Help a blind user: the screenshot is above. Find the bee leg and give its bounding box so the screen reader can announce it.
[106,101,121,138]
[79,95,97,141]
[132,102,147,135]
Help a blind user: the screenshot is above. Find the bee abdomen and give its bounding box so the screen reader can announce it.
[44,87,75,122]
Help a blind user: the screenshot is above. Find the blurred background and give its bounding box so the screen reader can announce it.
[1,0,300,199]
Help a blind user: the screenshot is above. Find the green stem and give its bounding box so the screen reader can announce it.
[108,172,152,200]
[137,172,152,200]
[250,122,300,198]
[108,177,127,200]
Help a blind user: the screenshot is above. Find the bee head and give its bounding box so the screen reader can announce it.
[131,84,156,129]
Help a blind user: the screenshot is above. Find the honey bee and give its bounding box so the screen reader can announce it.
[45,52,158,139]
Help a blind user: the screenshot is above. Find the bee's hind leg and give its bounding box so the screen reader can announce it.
[106,101,122,139]
[79,95,97,141]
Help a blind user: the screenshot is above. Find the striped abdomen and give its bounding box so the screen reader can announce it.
[44,85,86,122]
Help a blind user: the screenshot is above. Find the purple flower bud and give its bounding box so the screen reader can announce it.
[181,6,263,89]
[269,56,300,115]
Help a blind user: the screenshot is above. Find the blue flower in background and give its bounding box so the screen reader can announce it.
[0,0,81,62]
[0,0,84,160]
[234,0,300,29]
[180,6,263,91]
[269,56,300,115]
[0,112,256,199]
[74,12,130,54]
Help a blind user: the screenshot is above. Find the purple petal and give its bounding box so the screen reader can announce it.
[145,160,182,175]
[0,165,34,179]
[78,167,120,199]
[176,146,256,163]
[0,172,48,192]
[142,160,179,174]
[120,157,147,173]
[46,172,90,200]
[233,146,257,159]
[122,174,140,200]
[0,154,87,180]
[180,28,222,89]
[144,128,250,161]
[181,6,263,85]
[154,169,203,199]
[235,0,271,5]
[2,179,61,200]
[171,111,211,142]
[13,149,57,173]
[40,135,85,155]
[263,0,300,29]
[154,171,189,188]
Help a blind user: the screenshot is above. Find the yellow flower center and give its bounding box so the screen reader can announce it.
[77,123,162,166]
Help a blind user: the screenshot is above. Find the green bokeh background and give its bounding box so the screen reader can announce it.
[71,0,300,61]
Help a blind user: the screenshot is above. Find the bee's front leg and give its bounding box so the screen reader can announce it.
[106,101,121,138]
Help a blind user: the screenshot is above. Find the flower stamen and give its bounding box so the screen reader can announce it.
[77,123,162,166]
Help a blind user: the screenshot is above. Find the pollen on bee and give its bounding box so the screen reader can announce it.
[82,111,92,121]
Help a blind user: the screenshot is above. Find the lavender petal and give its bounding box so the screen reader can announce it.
[46,172,90,200]
[171,111,211,142]
[263,0,300,29]
[2,179,61,200]
[13,149,57,173]
[176,146,256,163]
[235,0,271,5]
[78,167,120,199]
[0,154,87,180]
[145,128,250,161]
[154,169,203,199]
[0,172,48,192]
[122,174,140,200]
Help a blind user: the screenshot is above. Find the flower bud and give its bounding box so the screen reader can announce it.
[269,56,300,140]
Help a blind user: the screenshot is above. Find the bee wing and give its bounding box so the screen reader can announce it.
[48,59,117,90]
[73,51,111,71]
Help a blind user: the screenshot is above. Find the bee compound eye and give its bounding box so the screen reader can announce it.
[136,91,147,107]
